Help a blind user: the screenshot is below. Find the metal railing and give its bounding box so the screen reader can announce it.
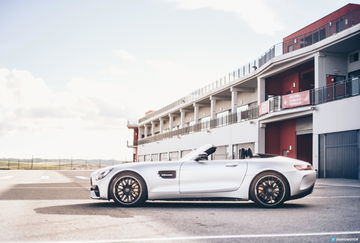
[138,105,259,145]
[138,8,360,124]
[138,77,359,145]
[263,77,360,115]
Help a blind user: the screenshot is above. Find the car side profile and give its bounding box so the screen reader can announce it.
[90,144,316,208]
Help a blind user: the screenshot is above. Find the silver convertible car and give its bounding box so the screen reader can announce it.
[90,144,316,208]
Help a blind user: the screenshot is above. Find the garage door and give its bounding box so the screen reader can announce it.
[160,153,168,161]
[319,130,359,179]
[169,151,179,161]
[181,149,192,158]
[151,154,158,161]
[212,145,228,160]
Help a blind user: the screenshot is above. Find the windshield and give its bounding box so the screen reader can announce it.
[179,144,215,162]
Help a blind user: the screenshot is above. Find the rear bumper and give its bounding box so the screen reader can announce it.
[289,184,314,200]
[285,169,316,198]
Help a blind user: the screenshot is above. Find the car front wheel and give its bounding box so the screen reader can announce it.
[250,172,289,208]
[110,172,147,207]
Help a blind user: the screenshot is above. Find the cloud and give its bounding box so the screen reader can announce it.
[0,67,135,159]
[0,68,131,133]
[166,0,284,35]
[113,49,136,62]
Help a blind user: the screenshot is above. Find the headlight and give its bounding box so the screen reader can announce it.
[95,168,113,181]
[294,164,313,171]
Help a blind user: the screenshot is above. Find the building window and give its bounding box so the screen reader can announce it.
[288,45,294,52]
[336,19,345,33]
[216,111,229,127]
[349,52,359,63]
[319,28,326,40]
[200,116,210,130]
[237,104,249,121]
[312,31,319,43]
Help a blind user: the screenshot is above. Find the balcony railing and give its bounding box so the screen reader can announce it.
[138,8,360,124]
[138,105,260,145]
[259,77,360,116]
[138,77,359,145]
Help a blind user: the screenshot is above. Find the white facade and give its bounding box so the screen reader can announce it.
[131,9,360,179]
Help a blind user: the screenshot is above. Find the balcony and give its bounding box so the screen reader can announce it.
[260,77,360,116]
[137,77,359,145]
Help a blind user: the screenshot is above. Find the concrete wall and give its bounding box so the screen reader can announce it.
[312,95,360,171]
[199,106,210,119]
[237,90,258,107]
[215,100,231,113]
[184,111,194,123]
[316,52,348,87]
[348,50,360,73]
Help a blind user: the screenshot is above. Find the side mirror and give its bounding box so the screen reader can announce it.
[195,153,208,161]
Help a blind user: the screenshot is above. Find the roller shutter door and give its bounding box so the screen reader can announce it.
[151,154,158,161]
[144,155,151,162]
[181,149,192,158]
[169,151,179,161]
[212,145,228,160]
[160,153,168,161]
[319,130,359,179]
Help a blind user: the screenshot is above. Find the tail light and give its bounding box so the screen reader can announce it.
[294,164,313,171]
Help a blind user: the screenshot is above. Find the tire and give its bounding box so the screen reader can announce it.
[110,172,147,207]
[250,171,289,208]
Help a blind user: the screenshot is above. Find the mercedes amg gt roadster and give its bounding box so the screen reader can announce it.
[90,144,316,208]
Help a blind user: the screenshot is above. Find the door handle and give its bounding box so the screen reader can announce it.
[226,163,238,167]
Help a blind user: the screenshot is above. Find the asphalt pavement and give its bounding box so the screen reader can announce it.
[0,170,359,243]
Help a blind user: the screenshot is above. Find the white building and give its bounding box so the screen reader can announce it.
[128,4,360,179]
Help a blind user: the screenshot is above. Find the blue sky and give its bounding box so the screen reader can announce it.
[0,0,357,159]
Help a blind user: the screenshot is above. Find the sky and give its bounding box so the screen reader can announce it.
[0,0,356,160]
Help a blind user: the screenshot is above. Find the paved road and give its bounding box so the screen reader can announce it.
[0,170,359,243]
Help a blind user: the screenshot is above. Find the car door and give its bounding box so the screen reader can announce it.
[179,159,247,194]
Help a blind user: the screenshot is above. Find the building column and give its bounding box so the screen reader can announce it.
[193,103,199,124]
[150,121,155,136]
[168,114,173,131]
[257,77,266,103]
[256,123,266,153]
[139,126,144,138]
[144,125,149,138]
[159,118,164,133]
[230,87,239,113]
[210,96,217,119]
[257,77,266,154]
[180,109,186,128]
[314,52,326,89]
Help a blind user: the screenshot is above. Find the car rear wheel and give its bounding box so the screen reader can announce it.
[250,172,289,208]
[111,172,147,207]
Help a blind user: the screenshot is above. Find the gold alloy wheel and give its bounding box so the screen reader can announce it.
[114,176,141,204]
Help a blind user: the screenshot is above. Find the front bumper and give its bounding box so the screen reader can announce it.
[89,174,111,200]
